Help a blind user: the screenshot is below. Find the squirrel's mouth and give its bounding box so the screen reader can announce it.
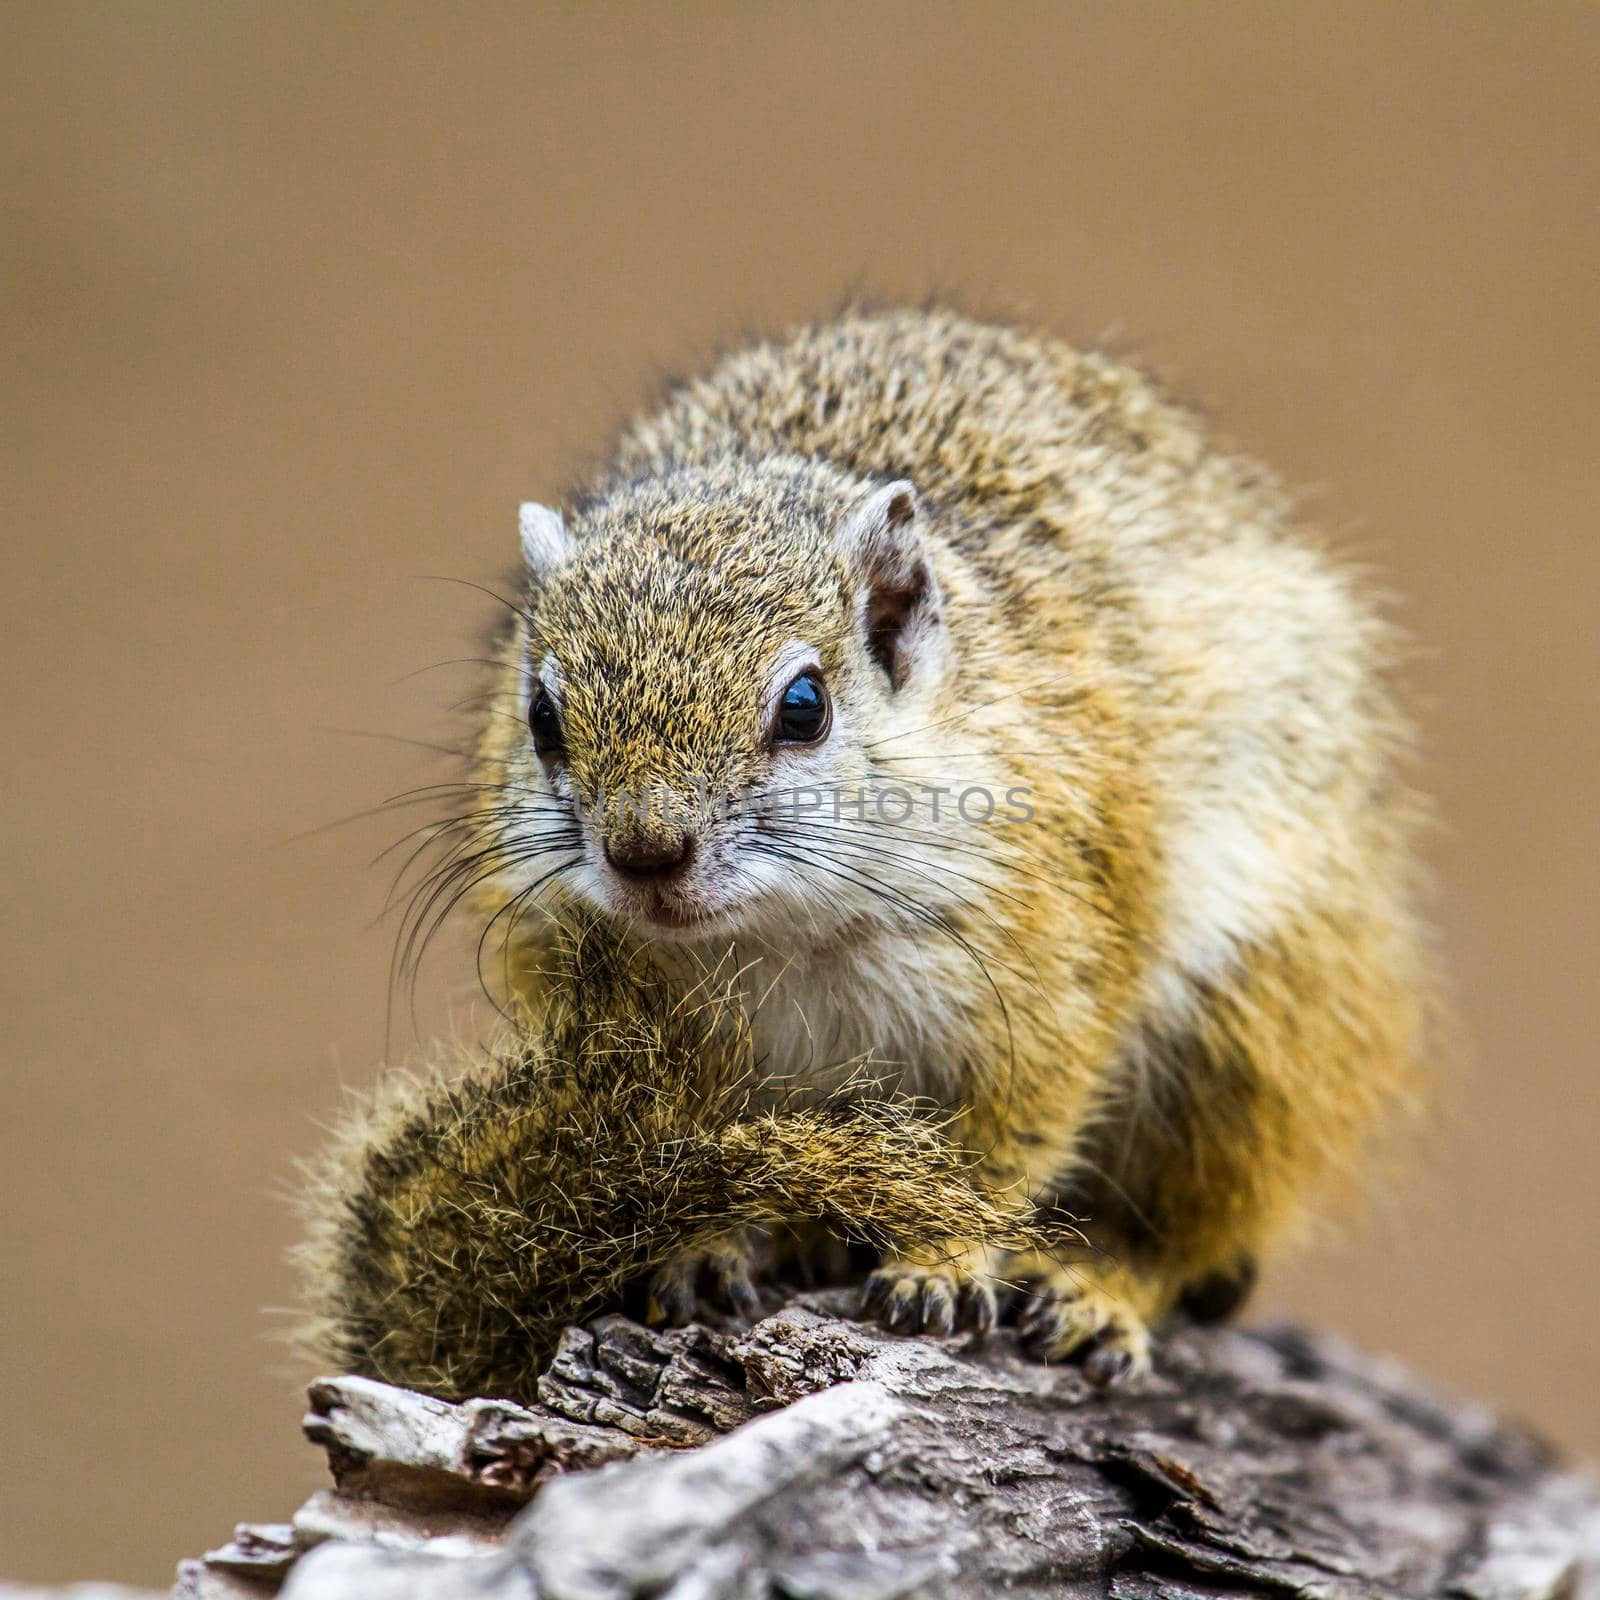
[591,853,744,938]
[614,877,731,935]
[642,895,714,931]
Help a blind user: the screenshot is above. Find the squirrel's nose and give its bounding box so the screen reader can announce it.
[604,831,695,881]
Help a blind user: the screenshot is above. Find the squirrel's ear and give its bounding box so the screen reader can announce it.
[835,480,941,690]
[519,502,574,583]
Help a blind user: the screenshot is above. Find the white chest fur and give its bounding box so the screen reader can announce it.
[729,936,976,1107]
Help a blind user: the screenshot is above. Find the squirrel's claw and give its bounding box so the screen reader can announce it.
[965,1278,999,1335]
[920,1276,957,1335]
[859,1260,997,1341]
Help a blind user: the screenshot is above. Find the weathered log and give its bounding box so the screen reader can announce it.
[11,1293,1598,1599]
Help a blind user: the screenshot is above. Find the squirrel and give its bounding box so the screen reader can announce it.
[301,305,1426,1392]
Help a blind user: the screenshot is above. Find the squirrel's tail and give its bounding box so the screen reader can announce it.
[293,920,1047,1403]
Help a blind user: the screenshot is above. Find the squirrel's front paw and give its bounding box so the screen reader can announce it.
[647,1230,764,1327]
[1013,1262,1153,1385]
[859,1255,998,1338]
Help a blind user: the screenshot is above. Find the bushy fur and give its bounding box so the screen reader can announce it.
[296,918,1057,1402]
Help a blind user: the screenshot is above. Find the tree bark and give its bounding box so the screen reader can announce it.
[21,1293,1599,1600]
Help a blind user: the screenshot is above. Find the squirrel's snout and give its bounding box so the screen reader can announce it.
[604,830,696,881]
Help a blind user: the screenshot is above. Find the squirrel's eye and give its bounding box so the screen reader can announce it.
[529,687,565,758]
[773,671,831,746]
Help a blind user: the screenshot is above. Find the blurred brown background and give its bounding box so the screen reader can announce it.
[3,2,1596,1585]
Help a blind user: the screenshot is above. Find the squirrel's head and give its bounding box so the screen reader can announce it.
[479,455,977,946]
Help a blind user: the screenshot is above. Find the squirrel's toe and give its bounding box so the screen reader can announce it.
[959,1277,999,1337]
[883,1273,924,1332]
[919,1274,958,1335]
[1082,1331,1146,1387]
[859,1270,893,1319]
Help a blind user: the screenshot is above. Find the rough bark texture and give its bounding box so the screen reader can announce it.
[12,1295,1599,1600]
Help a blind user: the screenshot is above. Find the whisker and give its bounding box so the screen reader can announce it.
[763,825,1051,1006]
[315,726,471,759]
[386,834,580,1046]
[780,815,1122,930]
[277,778,572,849]
[745,837,1019,1096]
[863,665,1085,750]
[370,803,561,872]
[764,820,1031,915]
[391,656,532,687]
[475,853,587,1020]
[415,573,533,626]
[380,818,579,923]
